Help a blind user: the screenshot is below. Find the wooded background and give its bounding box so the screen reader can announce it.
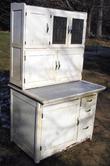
[0,0,110,39]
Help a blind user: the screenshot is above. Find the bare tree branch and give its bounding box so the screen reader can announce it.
[65,0,73,10]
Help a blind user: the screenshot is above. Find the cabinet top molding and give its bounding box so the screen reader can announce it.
[11,3,87,18]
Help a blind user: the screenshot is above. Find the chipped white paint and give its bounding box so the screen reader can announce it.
[10,2,105,164]
[11,89,100,163]
[10,3,87,89]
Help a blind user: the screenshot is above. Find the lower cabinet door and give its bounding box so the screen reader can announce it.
[41,99,80,157]
[56,54,83,82]
[24,53,56,88]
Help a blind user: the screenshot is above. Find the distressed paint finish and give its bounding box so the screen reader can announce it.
[10,3,87,89]
[10,3,105,164]
[10,82,105,163]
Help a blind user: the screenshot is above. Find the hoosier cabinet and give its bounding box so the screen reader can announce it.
[9,2,105,164]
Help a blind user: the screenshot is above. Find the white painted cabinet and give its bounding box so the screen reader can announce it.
[11,3,87,48]
[10,84,102,163]
[10,3,87,89]
[10,3,105,164]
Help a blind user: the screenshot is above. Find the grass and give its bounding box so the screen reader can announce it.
[86,38,110,47]
[0,31,10,71]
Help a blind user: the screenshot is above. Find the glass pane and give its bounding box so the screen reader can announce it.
[52,16,67,44]
[71,19,84,44]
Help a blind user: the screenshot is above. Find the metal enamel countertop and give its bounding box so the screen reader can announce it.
[9,80,105,105]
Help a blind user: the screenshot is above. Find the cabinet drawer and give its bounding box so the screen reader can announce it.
[77,116,94,142]
[80,105,96,119]
[81,94,97,108]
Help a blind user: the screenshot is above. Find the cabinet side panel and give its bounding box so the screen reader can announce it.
[10,47,22,86]
[12,10,22,45]
[12,90,36,158]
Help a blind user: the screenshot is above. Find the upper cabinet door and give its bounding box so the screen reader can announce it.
[51,15,86,47]
[25,13,51,48]
[68,16,87,47]
[51,16,68,47]
[52,16,67,44]
[71,19,84,44]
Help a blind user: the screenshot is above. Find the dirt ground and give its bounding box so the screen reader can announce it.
[0,69,110,166]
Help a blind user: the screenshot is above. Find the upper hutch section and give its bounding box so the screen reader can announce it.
[11,3,87,49]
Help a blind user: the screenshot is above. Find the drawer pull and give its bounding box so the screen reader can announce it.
[83,126,89,130]
[85,109,91,112]
[87,99,92,102]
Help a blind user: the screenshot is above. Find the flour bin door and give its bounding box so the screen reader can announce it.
[25,12,51,48]
[41,99,80,158]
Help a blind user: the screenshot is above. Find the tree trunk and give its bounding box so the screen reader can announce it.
[97,0,104,38]
[86,0,95,38]
[87,9,93,38]
[65,0,73,10]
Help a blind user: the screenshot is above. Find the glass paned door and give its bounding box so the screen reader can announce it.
[52,16,67,44]
[71,19,84,44]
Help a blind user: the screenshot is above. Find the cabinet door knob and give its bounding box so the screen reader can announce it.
[87,99,92,102]
[77,119,79,126]
[55,61,58,70]
[83,126,89,130]
[68,26,72,34]
[85,109,91,112]
[46,23,49,33]
[58,61,60,70]
[68,26,69,34]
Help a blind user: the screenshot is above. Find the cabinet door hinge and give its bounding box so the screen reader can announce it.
[41,113,43,119]
[25,12,27,16]
[40,146,42,151]
[25,41,26,45]
[24,78,26,83]
[24,56,26,61]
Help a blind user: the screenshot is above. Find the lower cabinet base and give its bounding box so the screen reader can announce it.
[11,89,97,163]
[11,136,92,163]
